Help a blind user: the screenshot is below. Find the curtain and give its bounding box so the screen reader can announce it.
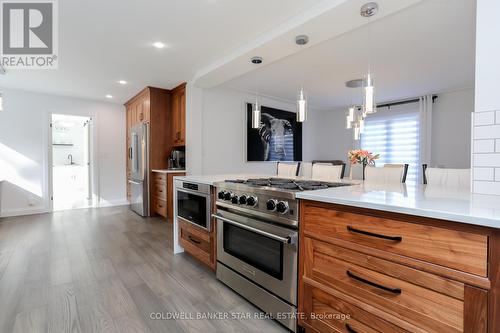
[361,103,420,182]
[419,95,433,166]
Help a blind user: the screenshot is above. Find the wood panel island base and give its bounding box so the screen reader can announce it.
[298,200,499,333]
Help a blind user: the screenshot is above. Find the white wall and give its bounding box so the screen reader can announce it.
[0,88,126,217]
[472,0,500,195]
[187,86,353,176]
[432,89,473,168]
[186,86,473,178]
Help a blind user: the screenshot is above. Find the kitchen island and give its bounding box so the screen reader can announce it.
[296,181,500,333]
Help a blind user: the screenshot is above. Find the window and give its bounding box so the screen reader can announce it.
[361,103,420,182]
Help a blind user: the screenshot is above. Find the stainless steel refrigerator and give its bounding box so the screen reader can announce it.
[128,122,150,216]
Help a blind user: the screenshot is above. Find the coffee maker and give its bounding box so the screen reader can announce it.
[168,149,185,170]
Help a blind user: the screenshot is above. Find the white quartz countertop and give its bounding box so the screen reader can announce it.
[296,181,500,229]
[152,169,186,174]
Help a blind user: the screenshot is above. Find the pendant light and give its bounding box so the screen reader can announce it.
[297,87,307,122]
[346,106,355,129]
[295,35,309,123]
[252,96,261,129]
[250,56,263,129]
[363,72,375,114]
[361,2,378,115]
[344,80,367,141]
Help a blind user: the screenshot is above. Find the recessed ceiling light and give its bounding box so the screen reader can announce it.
[153,42,166,49]
[105,94,113,99]
[250,56,263,64]
[118,80,127,85]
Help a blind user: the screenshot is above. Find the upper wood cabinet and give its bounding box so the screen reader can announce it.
[171,83,186,147]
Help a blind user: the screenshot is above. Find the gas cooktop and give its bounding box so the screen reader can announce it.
[215,178,354,227]
[224,177,352,191]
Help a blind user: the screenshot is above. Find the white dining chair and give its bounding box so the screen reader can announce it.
[277,162,300,178]
[299,162,313,179]
[423,166,470,188]
[364,164,409,183]
[311,164,344,182]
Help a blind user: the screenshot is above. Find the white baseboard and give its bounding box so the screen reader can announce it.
[96,199,129,208]
[0,200,129,219]
[0,206,50,218]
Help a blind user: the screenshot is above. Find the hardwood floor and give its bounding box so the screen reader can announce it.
[0,206,287,333]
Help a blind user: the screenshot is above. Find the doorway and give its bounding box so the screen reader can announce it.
[50,114,93,211]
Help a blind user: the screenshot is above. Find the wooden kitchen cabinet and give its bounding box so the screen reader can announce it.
[151,171,185,220]
[171,83,186,147]
[298,200,497,333]
[178,188,217,271]
[125,87,170,204]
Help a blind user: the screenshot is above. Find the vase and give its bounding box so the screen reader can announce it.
[350,163,366,180]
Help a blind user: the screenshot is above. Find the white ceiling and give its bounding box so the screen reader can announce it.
[0,0,325,103]
[223,0,476,110]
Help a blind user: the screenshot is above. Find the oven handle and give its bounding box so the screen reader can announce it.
[176,187,211,198]
[212,213,295,244]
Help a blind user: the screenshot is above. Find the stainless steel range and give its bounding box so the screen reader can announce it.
[212,178,352,332]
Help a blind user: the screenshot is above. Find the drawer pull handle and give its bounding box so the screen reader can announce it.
[347,270,402,295]
[347,226,402,242]
[188,236,201,244]
[345,324,357,333]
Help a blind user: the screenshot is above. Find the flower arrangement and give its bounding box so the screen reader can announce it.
[348,149,380,165]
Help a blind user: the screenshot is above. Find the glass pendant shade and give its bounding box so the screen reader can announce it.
[363,73,375,114]
[252,100,261,129]
[358,117,365,134]
[353,124,361,141]
[346,106,355,129]
[297,88,307,122]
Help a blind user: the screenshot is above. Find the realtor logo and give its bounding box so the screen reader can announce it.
[0,0,58,69]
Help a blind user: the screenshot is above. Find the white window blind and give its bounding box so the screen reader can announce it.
[360,103,420,182]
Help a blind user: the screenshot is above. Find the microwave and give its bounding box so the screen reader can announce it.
[175,181,211,231]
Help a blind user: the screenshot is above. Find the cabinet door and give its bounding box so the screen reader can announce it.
[171,91,180,144]
[136,98,144,123]
[171,86,185,146]
[130,101,138,126]
[178,87,186,145]
[142,94,150,122]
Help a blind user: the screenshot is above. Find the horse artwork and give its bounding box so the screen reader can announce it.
[246,103,302,162]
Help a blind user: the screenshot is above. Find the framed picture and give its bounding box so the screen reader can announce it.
[246,103,302,162]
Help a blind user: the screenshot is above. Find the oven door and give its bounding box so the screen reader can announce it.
[214,210,298,305]
[176,188,211,231]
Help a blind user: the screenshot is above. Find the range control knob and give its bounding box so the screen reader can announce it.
[218,191,226,200]
[238,195,247,205]
[266,199,278,211]
[276,201,289,214]
[246,196,258,207]
[224,191,232,201]
[231,194,239,204]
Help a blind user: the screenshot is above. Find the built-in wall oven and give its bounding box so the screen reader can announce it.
[176,181,211,231]
[213,209,298,331]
